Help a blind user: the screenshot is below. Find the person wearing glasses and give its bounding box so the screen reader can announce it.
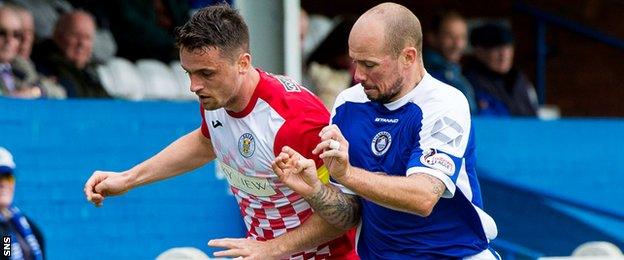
[0,6,42,98]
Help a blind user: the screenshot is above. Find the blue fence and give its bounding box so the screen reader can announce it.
[474,117,624,257]
[1,98,623,259]
[0,98,246,259]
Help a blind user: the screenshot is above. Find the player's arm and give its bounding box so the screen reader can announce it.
[125,127,216,187]
[335,166,443,216]
[209,148,357,259]
[273,147,360,230]
[315,125,445,217]
[209,213,347,259]
[85,128,216,206]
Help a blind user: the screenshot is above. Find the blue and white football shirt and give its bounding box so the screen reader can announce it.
[331,73,497,259]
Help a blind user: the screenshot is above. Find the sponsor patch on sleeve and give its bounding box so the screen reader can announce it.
[275,75,301,92]
[420,148,456,176]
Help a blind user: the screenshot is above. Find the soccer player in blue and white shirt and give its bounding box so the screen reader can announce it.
[273,2,499,259]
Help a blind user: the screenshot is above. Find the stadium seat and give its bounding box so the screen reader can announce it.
[156,247,210,260]
[104,57,146,100]
[96,64,115,97]
[137,59,180,100]
[169,61,197,100]
[572,241,623,257]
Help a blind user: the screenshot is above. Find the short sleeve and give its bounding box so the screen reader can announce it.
[273,103,330,183]
[406,105,471,198]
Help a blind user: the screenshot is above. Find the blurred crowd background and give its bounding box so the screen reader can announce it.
[0,0,622,117]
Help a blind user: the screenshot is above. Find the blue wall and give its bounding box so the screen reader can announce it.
[0,98,246,259]
[473,118,624,256]
[1,98,623,259]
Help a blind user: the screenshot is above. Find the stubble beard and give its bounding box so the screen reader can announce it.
[367,76,404,104]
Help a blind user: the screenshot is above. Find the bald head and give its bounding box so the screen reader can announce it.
[352,3,422,57]
[53,10,95,69]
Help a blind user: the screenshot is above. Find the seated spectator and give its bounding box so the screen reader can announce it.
[32,10,110,98]
[13,5,66,98]
[464,22,538,116]
[424,11,476,114]
[108,0,190,62]
[68,0,118,63]
[5,0,73,41]
[0,147,45,259]
[13,6,33,61]
[9,0,119,63]
[0,6,42,98]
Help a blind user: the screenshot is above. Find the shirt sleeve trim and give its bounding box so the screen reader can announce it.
[406,166,456,198]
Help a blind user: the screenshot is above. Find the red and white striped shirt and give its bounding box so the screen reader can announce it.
[200,69,356,259]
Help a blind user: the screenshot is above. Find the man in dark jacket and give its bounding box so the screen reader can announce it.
[423,11,477,114]
[32,10,109,98]
[464,23,538,116]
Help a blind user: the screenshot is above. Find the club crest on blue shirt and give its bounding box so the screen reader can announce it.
[420,148,455,176]
[238,133,256,158]
[371,131,392,156]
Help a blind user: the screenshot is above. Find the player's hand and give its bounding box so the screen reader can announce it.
[313,124,351,182]
[208,238,285,260]
[271,146,322,198]
[84,170,131,207]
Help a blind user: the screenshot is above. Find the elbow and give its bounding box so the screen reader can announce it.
[417,204,434,217]
[410,195,438,217]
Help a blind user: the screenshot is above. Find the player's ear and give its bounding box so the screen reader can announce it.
[401,47,417,67]
[237,52,252,73]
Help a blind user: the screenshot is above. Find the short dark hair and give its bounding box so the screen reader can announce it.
[175,4,249,60]
[430,11,465,34]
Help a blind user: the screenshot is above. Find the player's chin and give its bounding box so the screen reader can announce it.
[200,98,221,111]
[364,92,381,102]
[363,87,379,99]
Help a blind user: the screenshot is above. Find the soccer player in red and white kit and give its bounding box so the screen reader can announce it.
[83,4,357,260]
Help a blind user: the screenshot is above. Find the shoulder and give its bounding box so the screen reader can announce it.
[415,74,470,115]
[332,84,368,109]
[257,70,329,118]
[412,75,473,157]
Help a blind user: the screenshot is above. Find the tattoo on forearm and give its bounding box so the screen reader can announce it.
[424,174,445,196]
[304,185,360,230]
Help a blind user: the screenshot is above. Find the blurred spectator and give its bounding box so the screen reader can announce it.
[32,10,109,98]
[12,5,66,98]
[68,0,117,63]
[0,6,42,98]
[8,0,118,64]
[424,11,477,114]
[464,22,538,116]
[0,147,45,260]
[5,0,73,41]
[13,6,33,60]
[108,0,190,63]
[305,17,356,108]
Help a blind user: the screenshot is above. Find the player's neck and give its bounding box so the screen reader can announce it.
[226,67,260,113]
[392,65,425,102]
